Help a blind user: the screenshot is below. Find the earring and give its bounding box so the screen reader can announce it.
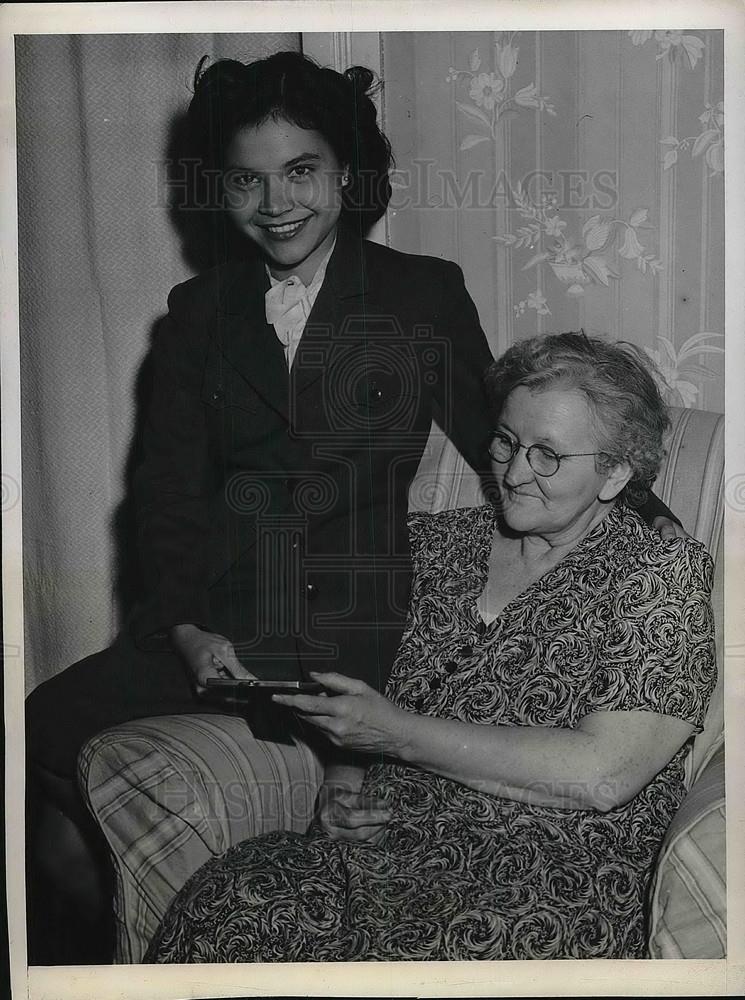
[341,173,350,186]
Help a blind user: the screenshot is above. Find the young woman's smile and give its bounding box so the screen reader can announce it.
[223,118,348,284]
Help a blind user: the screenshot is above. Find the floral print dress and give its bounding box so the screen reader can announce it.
[146,503,715,962]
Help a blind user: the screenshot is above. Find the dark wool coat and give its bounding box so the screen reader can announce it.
[131,224,495,687]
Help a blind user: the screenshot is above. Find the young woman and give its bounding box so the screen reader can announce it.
[25,52,679,963]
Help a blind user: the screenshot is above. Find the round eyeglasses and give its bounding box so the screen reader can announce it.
[488,430,608,478]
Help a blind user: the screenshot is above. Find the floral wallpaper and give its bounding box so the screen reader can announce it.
[380,30,724,412]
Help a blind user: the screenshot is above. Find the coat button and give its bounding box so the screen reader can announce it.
[211,388,223,403]
[429,676,442,691]
[305,583,319,601]
[459,645,473,659]
[444,660,458,673]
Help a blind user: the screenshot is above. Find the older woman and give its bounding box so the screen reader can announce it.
[145,333,715,962]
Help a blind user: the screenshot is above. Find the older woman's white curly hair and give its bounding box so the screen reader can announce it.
[484,331,671,508]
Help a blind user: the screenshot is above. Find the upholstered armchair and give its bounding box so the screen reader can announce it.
[78,406,726,963]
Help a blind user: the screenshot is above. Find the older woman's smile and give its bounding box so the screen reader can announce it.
[501,485,539,502]
[492,385,631,543]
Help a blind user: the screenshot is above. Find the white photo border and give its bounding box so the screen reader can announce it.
[2,2,743,997]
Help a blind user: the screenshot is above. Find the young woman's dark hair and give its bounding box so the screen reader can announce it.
[186,51,393,233]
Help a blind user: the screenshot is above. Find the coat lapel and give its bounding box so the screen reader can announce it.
[291,225,369,400]
[213,225,369,419]
[215,255,292,420]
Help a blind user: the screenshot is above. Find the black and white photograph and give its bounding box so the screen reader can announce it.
[2,2,744,998]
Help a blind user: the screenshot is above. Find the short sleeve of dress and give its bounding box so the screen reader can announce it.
[406,507,488,572]
[585,538,716,733]
[406,511,453,602]
[407,511,436,573]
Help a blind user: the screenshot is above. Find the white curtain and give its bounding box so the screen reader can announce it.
[17,33,299,690]
[379,31,724,410]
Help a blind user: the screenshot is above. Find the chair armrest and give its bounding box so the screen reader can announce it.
[648,744,726,959]
[78,714,324,963]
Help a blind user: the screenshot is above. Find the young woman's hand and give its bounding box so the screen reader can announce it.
[274,672,408,755]
[652,515,688,540]
[169,624,256,693]
[313,784,391,846]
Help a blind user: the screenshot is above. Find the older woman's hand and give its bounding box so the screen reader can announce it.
[313,784,391,846]
[652,515,689,540]
[273,672,408,755]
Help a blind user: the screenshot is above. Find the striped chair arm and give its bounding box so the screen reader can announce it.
[655,407,724,787]
[648,745,726,958]
[654,406,724,552]
[78,715,324,963]
[408,421,485,513]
